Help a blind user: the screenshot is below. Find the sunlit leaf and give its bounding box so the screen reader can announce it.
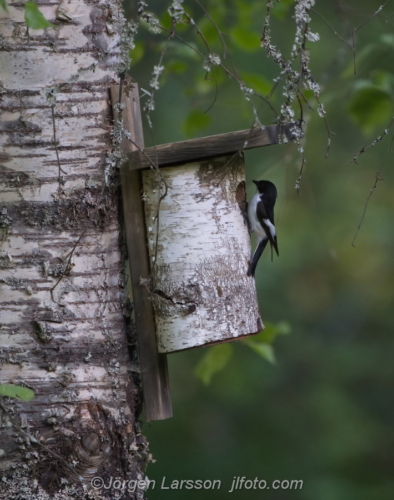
[183,109,211,137]
[0,384,35,401]
[348,87,392,133]
[195,344,233,385]
[25,1,54,29]
[130,42,145,66]
[243,340,276,364]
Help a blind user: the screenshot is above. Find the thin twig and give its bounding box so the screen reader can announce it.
[144,23,175,128]
[203,65,219,114]
[352,171,384,247]
[51,105,67,181]
[124,134,169,196]
[298,90,315,111]
[145,126,168,277]
[161,25,278,117]
[311,8,354,52]
[50,229,85,302]
[315,94,335,157]
[193,0,227,58]
[351,0,391,74]
[349,116,394,164]
[296,93,304,124]
[295,155,306,197]
[219,63,278,115]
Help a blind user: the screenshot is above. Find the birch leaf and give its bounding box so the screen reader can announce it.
[0,384,35,401]
[25,1,55,29]
[195,344,233,385]
[243,340,276,364]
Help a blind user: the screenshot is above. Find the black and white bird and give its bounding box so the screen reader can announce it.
[247,180,279,277]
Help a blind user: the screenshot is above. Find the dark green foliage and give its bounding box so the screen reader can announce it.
[182,109,211,137]
[349,87,392,133]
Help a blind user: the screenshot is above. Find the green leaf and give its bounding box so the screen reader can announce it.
[25,1,54,30]
[167,60,188,75]
[195,344,233,385]
[130,42,145,66]
[380,33,394,49]
[241,72,272,96]
[243,340,276,364]
[271,0,295,20]
[0,0,8,12]
[342,44,377,78]
[371,71,394,93]
[194,78,219,96]
[252,321,291,344]
[182,109,211,137]
[348,87,392,133]
[230,27,260,52]
[198,16,221,46]
[0,384,35,401]
[170,41,200,61]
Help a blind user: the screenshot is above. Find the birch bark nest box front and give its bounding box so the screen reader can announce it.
[142,154,263,353]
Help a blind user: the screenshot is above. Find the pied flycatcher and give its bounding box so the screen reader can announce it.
[247,180,279,277]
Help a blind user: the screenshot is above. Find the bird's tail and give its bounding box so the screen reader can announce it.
[247,238,268,277]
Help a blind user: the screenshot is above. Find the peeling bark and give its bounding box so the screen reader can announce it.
[0,1,147,498]
[142,155,263,353]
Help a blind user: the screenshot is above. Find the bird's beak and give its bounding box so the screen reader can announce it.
[252,180,258,187]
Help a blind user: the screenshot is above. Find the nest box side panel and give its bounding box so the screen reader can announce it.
[142,154,263,353]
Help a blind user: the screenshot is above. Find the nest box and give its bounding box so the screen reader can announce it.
[110,84,294,421]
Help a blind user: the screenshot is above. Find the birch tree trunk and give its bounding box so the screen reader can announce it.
[0,1,147,499]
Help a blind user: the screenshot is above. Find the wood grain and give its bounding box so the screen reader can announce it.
[110,84,172,421]
[129,123,297,170]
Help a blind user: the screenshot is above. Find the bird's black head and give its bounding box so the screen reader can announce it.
[252,180,277,197]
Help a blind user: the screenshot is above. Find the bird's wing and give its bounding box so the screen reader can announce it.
[256,198,279,257]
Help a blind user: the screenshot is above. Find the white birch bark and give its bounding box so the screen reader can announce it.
[0,1,146,498]
[142,155,263,353]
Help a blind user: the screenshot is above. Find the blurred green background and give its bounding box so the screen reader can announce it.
[128,1,394,499]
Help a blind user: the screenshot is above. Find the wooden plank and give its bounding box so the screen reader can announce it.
[110,84,172,421]
[129,123,296,170]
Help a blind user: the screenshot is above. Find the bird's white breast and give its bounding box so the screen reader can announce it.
[248,193,267,239]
